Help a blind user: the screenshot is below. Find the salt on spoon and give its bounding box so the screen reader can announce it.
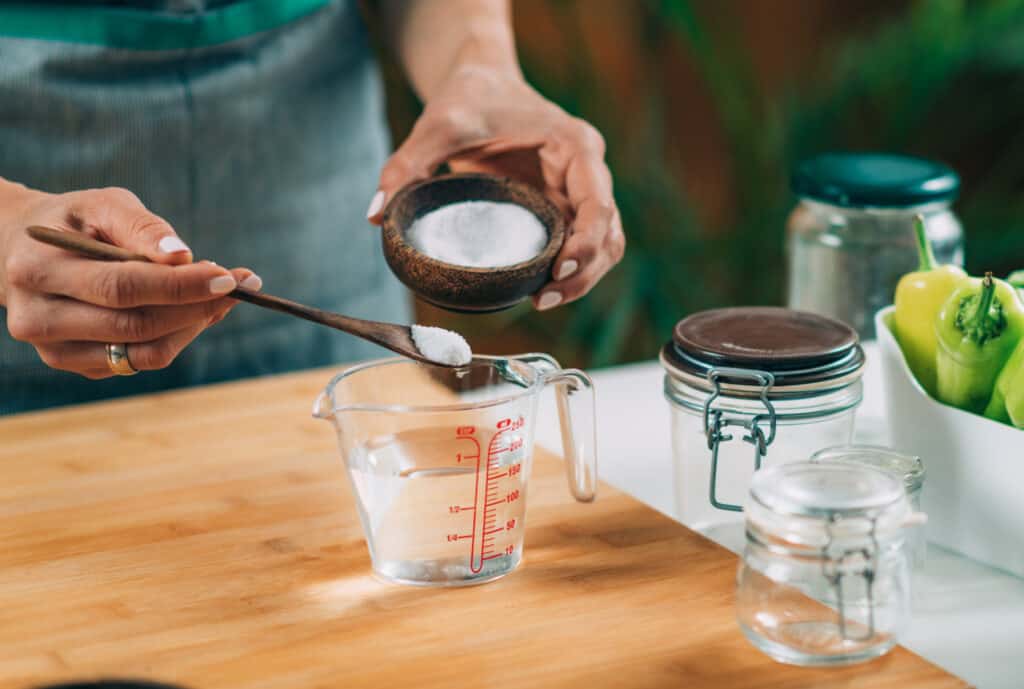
[411,325,473,367]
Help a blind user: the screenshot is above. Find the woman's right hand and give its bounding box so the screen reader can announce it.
[0,184,261,379]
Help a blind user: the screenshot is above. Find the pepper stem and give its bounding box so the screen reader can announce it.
[976,272,997,321]
[913,213,936,272]
[957,272,1005,345]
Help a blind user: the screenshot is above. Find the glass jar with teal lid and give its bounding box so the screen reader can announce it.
[787,152,964,338]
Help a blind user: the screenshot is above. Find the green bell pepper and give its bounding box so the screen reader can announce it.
[984,336,1024,427]
[1010,270,1024,300]
[935,273,1024,414]
[893,215,966,396]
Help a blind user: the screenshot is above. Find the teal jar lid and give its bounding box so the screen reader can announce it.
[792,152,959,208]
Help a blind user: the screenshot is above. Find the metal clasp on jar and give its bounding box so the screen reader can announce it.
[821,513,880,642]
[702,367,778,512]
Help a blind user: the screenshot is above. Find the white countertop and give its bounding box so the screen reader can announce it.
[534,344,1024,689]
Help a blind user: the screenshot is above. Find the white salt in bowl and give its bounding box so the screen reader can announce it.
[380,173,566,312]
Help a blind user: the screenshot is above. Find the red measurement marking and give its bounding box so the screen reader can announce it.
[509,463,522,477]
[471,422,519,573]
[457,426,476,437]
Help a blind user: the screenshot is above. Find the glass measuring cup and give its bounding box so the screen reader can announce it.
[313,354,596,586]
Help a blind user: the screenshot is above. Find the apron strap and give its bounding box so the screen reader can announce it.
[0,0,332,50]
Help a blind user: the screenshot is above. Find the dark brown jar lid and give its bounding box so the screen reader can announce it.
[661,307,864,393]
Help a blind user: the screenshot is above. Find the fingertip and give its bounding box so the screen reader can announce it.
[555,259,579,281]
[156,236,193,265]
[535,291,563,311]
[366,189,387,225]
[208,274,237,295]
[229,267,262,291]
[240,273,262,291]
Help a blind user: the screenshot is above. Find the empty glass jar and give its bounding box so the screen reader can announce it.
[662,307,865,549]
[787,152,964,339]
[737,462,924,666]
[810,445,926,569]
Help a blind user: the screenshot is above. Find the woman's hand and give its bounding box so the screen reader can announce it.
[0,184,261,379]
[366,67,624,310]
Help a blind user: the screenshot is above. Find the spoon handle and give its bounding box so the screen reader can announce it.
[27,225,147,262]
[25,225,364,335]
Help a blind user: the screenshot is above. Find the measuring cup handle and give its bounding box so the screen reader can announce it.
[512,353,597,503]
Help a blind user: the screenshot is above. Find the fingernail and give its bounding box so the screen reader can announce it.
[556,259,579,281]
[209,275,237,295]
[366,190,386,219]
[537,291,563,311]
[240,274,263,290]
[159,236,191,254]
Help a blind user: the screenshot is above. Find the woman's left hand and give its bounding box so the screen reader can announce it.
[366,67,624,311]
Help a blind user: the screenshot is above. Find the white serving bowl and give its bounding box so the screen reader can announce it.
[876,306,1024,577]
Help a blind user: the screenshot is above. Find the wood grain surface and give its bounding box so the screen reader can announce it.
[0,366,969,689]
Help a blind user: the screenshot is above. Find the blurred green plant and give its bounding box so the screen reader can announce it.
[519,0,1024,367]
[378,0,1024,368]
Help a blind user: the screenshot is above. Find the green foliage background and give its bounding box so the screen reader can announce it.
[381,0,1024,368]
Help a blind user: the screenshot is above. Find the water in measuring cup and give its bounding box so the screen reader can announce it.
[346,421,530,586]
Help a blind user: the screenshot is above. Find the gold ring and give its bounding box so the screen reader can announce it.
[105,343,138,376]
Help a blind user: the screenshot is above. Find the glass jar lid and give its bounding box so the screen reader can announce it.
[791,152,960,208]
[810,444,925,493]
[746,462,916,547]
[660,307,864,396]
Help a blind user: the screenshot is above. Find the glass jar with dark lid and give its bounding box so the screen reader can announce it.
[787,152,964,338]
[661,307,865,547]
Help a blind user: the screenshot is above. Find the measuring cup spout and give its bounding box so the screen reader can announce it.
[512,353,598,502]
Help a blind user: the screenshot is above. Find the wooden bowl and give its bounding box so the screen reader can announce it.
[380,173,566,313]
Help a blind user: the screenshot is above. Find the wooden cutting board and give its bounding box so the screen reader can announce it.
[0,366,968,689]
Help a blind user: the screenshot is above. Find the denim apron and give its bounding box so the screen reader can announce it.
[0,0,410,414]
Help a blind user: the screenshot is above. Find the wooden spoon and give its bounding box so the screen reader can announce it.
[26,225,466,367]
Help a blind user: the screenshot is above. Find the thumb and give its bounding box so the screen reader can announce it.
[85,187,192,265]
[366,113,470,225]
